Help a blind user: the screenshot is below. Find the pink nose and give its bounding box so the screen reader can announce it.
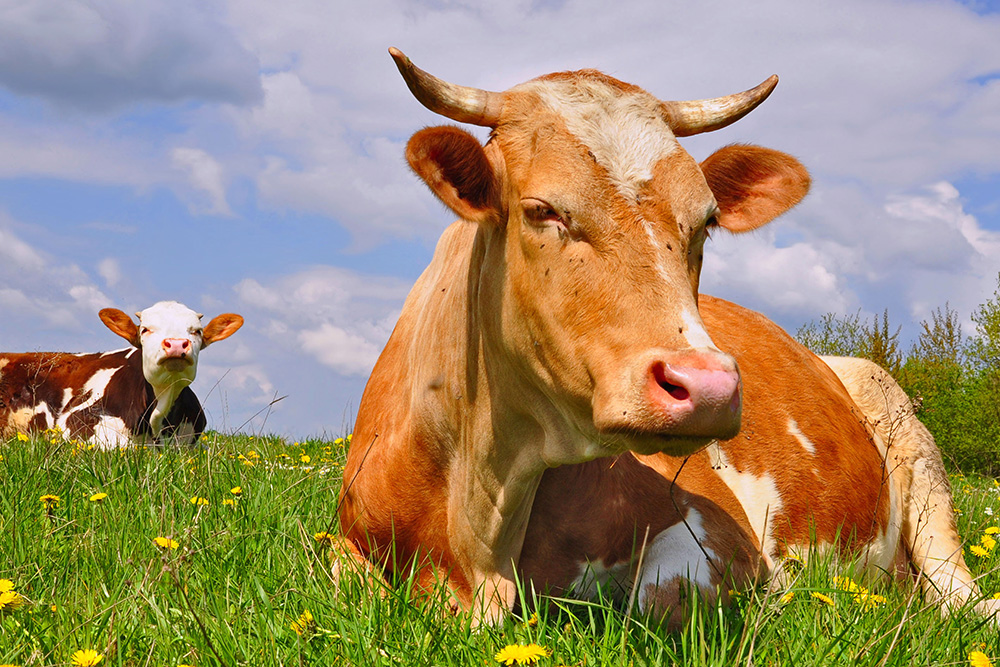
[162,338,191,358]
[646,356,742,438]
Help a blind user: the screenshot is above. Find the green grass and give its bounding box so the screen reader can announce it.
[3,433,1000,666]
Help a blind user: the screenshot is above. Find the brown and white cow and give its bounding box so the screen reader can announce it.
[336,49,993,625]
[0,301,243,447]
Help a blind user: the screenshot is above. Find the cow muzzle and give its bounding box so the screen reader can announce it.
[158,338,194,366]
[592,349,742,449]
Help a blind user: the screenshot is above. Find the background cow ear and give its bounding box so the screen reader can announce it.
[406,125,501,224]
[99,308,141,347]
[203,313,244,347]
[700,144,811,234]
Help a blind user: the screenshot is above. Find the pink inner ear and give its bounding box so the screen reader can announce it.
[701,144,810,234]
[406,126,499,223]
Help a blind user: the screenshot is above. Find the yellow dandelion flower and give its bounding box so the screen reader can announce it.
[0,580,12,593]
[810,592,835,607]
[70,649,103,666]
[992,592,1000,600]
[525,611,538,627]
[179,664,196,667]
[347,433,352,441]
[334,437,344,445]
[16,432,29,442]
[971,545,991,558]
[983,534,997,552]
[833,576,860,593]
[313,531,336,546]
[300,453,311,464]
[779,591,795,604]
[970,650,993,667]
[495,643,549,666]
[230,486,242,496]
[986,526,1000,535]
[0,589,23,612]
[89,492,108,503]
[291,609,315,636]
[853,590,886,609]
[51,604,57,612]
[222,499,236,506]
[153,536,179,550]
[39,494,60,507]
[190,496,209,506]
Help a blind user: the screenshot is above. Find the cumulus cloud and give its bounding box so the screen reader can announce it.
[0,0,262,111]
[97,257,121,288]
[0,214,114,342]
[233,266,407,378]
[171,147,232,216]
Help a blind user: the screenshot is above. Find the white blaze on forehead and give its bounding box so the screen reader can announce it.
[519,78,678,201]
[138,300,203,336]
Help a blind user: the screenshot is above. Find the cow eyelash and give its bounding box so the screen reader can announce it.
[522,200,565,228]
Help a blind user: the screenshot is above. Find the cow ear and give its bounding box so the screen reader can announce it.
[406,125,501,224]
[99,308,140,347]
[202,313,244,347]
[700,144,810,233]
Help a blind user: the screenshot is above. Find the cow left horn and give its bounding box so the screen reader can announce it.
[662,75,779,137]
[389,47,503,127]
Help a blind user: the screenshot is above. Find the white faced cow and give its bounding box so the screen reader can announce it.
[0,301,243,447]
[335,49,995,626]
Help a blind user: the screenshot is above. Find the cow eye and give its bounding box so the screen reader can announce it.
[140,327,150,335]
[522,199,564,229]
[193,328,203,336]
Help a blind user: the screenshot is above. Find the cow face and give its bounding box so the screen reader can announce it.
[99,301,244,395]
[393,50,809,459]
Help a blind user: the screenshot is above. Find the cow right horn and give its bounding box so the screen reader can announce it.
[389,47,503,127]
[662,75,779,137]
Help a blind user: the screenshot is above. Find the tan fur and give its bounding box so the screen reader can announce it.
[822,356,1000,617]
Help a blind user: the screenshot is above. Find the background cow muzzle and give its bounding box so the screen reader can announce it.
[591,348,742,446]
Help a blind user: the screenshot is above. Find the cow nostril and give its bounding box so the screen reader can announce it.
[651,362,690,402]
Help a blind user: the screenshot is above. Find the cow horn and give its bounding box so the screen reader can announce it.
[389,47,503,127]
[662,75,779,137]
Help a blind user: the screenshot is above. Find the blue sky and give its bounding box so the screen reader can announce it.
[1,0,999,437]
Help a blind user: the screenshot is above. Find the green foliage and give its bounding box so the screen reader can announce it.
[797,278,1000,475]
[3,434,1000,666]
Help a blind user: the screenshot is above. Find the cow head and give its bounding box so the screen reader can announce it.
[392,49,809,459]
[99,301,244,396]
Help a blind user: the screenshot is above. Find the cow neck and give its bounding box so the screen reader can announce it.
[129,349,186,438]
[430,223,552,622]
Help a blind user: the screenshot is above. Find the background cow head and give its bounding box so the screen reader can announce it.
[392,49,809,459]
[99,301,244,397]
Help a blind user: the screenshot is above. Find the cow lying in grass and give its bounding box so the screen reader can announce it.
[0,301,243,447]
[334,49,996,626]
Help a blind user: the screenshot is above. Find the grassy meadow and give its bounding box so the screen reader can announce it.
[3,432,1000,666]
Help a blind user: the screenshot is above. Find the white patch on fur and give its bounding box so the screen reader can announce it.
[57,367,120,433]
[706,442,783,567]
[786,417,817,456]
[91,416,130,450]
[569,559,633,605]
[636,508,716,608]
[520,78,678,201]
[681,309,717,350]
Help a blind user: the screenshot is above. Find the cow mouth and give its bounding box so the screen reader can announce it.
[159,356,193,368]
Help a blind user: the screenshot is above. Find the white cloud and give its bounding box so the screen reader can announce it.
[97,257,121,288]
[298,323,382,376]
[0,0,262,111]
[171,147,232,216]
